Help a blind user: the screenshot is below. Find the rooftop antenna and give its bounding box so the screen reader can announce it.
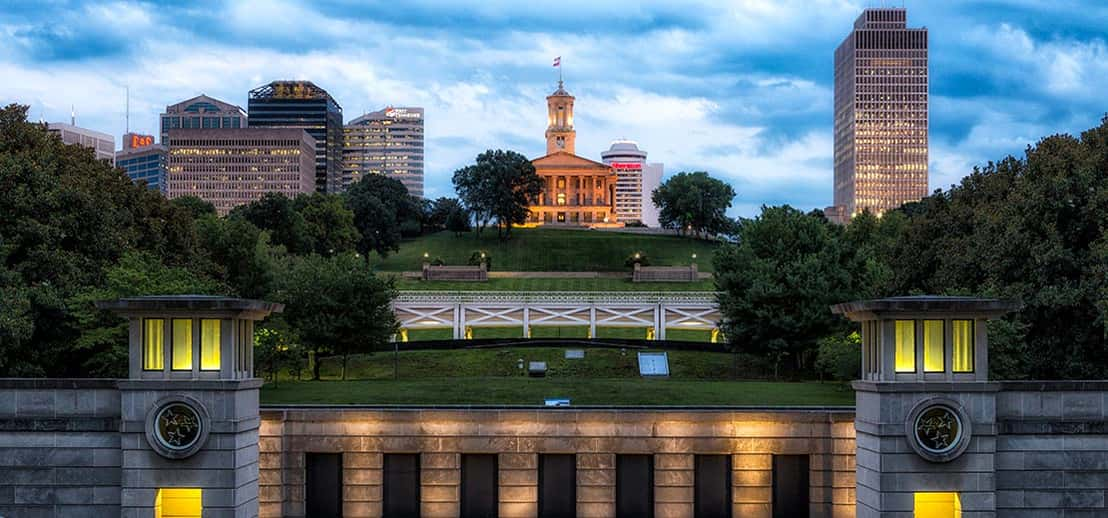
[70,105,75,126]
[125,85,130,134]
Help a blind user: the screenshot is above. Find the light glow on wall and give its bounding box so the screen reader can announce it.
[914,492,961,517]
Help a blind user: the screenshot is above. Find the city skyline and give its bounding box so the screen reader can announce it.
[3,1,1107,216]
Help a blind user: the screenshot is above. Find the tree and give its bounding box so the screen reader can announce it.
[714,206,864,377]
[815,332,862,383]
[0,104,205,376]
[346,174,419,258]
[195,216,283,300]
[445,203,472,236]
[230,193,311,255]
[293,193,359,256]
[428,197,464,232]
[171,196,217,220]
[452,150,543,240]
[652,171,736,238]
[276,254,398,380]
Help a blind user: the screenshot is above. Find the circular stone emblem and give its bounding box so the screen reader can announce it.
[145,397,210,459]
[905,398,972,463]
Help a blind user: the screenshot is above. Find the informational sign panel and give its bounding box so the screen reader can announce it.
[637,351,670,377]
[565,349,585,359]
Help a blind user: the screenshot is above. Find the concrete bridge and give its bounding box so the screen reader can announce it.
[392,290,722,341]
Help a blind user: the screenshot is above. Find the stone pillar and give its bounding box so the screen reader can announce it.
[343,452,383,518]
[577,453,615,518]
[499,453,538,518]
[732,453,772,518]
[655,453,694,518]
[421,452,460,517]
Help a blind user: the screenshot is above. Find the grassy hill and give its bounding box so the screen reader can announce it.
[370,228,721,272]
[259,347,853,406]
[392,277,716,292]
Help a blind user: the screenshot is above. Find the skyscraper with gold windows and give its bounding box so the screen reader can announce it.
[831,8,928,223]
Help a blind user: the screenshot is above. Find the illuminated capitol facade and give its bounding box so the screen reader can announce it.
[830,7,929,223]
[529,81,620,226]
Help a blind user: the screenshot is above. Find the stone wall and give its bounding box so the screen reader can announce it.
[0,379,122,517]
[257,407,857,518]
[995,381,1108,516]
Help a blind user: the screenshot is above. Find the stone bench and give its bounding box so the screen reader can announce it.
[632,263,698,282]
[422,263,488,282]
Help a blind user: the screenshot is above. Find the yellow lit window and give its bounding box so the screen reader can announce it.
[201,319,221,371]
[923,320,944,372]
[953,320,974,372]
[895,320,916,373]
[914,492,961,517]
[144,319,164,371]
[155,488,202,518]
[172,319,193,371]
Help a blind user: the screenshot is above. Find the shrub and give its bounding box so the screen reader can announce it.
[624,251,650,268]
[468,250,492,271]
[815,332,861,382]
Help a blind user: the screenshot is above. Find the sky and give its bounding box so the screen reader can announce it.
[2,0,1107,217]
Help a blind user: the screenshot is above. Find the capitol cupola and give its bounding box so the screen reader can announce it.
[545,80,576,155]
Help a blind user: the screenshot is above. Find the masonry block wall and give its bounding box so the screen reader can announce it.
[0,380,122,517]
[995,382,1108,516]
[257,408,857,518]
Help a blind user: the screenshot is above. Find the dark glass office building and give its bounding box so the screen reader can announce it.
[116,144,168,193]
[247,81,343,193]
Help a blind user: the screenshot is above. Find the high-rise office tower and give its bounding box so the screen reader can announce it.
[831,8,928,223]
[600,140,664,227]
[343,107,425,197]
[160,95,247,145]
[116,140,168,193]
[165,128,316,215]
[248,81,343,194]
[48,122,115,164]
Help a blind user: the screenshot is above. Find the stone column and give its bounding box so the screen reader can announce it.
[499,453,538,517]
[655,453,694,518]
[577,453,615,517]
[343,452,383,518]
[421,453,460,517]
[732,453,772,518]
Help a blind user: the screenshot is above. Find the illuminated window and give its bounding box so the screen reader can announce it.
[914,492,960,517]
[952,320,974,372]
[556,193,566,206]
[895,320,915,373]
[155,488,202,518]
[144,319,164,371]
[201,319,221,371]
[172,319,193,371]
[923,320,944,372]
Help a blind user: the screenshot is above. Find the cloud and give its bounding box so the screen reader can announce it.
[2,0,1107,217]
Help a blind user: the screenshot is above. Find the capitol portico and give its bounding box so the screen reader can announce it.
[529,81,620,226]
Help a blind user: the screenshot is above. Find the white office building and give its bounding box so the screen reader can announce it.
[600,140,663,227]
[48,122,115,164]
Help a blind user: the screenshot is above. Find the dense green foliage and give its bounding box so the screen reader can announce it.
[453,149,544,240]
[716,117,1108,380]
[0,104,398,377]
[652,171,736,237]
[815,332,862,382]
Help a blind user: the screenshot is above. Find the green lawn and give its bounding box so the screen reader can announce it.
[370,228,721,272]
[260,378,854,406]
[392,277,716,292]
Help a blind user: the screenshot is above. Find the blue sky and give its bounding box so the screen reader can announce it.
[2,0,1107,216]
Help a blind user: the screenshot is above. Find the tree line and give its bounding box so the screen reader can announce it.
[716,116,1108,381]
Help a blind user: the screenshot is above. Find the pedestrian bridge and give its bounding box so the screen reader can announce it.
[392,291,721,341]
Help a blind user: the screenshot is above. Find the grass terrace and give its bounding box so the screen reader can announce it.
[259,347,853,406]
[370,228,721,272]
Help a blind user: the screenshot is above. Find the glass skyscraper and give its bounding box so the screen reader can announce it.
[831,8,928,223]
[248,81,343,194]
[116,144,168,193]
[343,107,425,197]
